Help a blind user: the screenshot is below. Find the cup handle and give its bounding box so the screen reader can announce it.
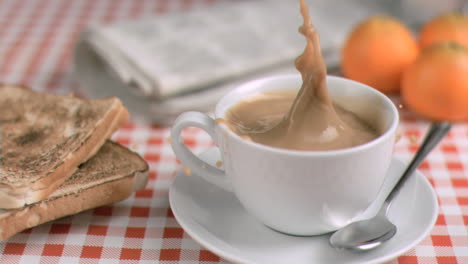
[170,111,233,192]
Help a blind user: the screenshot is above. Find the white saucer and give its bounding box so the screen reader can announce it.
[169,148,438,264]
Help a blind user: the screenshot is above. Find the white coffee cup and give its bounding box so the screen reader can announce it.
[170,74,399,236]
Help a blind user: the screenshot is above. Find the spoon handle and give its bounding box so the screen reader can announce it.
[383,122,451,207]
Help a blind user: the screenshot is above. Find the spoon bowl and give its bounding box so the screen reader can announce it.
[330,213,396,250]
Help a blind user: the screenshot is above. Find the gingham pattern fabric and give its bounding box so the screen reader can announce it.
[0,0,467,263]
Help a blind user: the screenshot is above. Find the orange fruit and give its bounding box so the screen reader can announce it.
[420,12,468,49]
[342,15,419,94]
[401,42,468,121]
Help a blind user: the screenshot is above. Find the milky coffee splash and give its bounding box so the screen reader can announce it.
[225,0,378,151]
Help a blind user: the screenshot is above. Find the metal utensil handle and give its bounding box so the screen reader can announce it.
[384,122,451,204]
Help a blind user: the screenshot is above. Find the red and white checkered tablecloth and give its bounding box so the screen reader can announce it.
[0,0,467,263]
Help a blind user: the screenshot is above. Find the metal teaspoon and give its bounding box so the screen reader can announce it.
[329,122,451,250]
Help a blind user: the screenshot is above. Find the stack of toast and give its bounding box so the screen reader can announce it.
[0,85,149,240]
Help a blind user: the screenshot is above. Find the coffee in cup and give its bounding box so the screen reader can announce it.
[223,90,379,151]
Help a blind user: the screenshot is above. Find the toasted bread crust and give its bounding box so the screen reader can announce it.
[0,85,129,208]
[0,141,149,241]
[0,173,143,241]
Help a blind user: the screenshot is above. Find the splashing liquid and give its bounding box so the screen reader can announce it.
[225,0,378,151]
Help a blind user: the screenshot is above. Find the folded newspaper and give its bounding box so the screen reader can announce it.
[74,0,386,124]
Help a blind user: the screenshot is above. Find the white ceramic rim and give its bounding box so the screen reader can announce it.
[214,74,399,157]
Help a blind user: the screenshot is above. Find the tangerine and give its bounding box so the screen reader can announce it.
[420,12,468,49]
[401,42,468,121]
[341,15,419,94]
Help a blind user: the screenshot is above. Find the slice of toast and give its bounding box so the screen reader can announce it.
[0,85,129,208]
[0,141,149,241]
